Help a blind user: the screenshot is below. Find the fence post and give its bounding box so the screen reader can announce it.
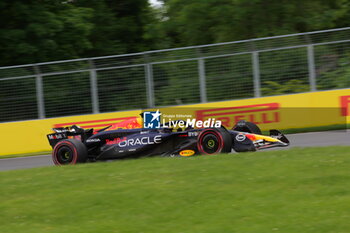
[307,45,317,91]
[88,59,100,114]
[252,51,261,97]
[144,61,155,108]
[34,65,45,119]
[198,58,207,103]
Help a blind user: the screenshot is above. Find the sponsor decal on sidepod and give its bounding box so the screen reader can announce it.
[118,135,162,147]
[106,136,162,147]
[179,150,195,156]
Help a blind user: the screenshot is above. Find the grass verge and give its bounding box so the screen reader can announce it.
[1,146,350,233]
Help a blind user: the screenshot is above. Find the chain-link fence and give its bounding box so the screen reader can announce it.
[1,27,350,123]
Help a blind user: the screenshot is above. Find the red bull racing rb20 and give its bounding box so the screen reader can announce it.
[47,119,290,165]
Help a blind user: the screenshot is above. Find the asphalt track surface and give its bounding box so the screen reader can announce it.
[1,130,349,171]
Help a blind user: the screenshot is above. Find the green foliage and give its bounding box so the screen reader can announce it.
[0,0,155,66]
[156,0,349,46]
[72,0,155,56]
[1,0,350,121]
[317,52,350,90]
[0,77,37,122]
[205,54,254,101]
[43,72,93,118]
[97,67,148,112]
[1,0,350,65]
[261,79,310,96]
[0,1,94,66]
[153,61,201,106]
[318,64,350,90]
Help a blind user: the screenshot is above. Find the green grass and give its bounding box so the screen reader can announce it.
[1,146,350,233]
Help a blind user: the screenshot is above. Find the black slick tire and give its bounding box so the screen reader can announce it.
[197,128,232,155]
[52,139,88,165]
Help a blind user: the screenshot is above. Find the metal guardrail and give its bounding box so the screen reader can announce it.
[1,27,350,122]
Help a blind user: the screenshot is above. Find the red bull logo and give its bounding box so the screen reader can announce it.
[196,103,280,128]
[106,137,127,145]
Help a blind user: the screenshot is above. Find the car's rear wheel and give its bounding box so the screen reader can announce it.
[197,128,232,155]
[52,139,87,165]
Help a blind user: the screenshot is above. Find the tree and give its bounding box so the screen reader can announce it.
[155,0,349,47]
[72,0,156,56]
[0,1,93,66]
[0,0,156,66]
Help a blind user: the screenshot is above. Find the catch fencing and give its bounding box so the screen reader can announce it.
[1,27,350,122]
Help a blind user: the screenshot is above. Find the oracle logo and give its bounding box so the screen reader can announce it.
[118,135,162,147]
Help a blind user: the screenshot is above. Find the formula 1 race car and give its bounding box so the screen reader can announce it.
[47,120,289,165]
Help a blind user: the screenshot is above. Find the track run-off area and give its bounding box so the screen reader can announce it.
[1,130,349,171]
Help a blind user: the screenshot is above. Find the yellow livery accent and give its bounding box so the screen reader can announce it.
[247,134,280,142]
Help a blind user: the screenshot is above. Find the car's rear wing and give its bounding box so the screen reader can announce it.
[47,125,93,148]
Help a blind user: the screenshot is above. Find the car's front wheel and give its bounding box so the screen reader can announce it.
[197,128,232,155]
[52,139,87,165]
